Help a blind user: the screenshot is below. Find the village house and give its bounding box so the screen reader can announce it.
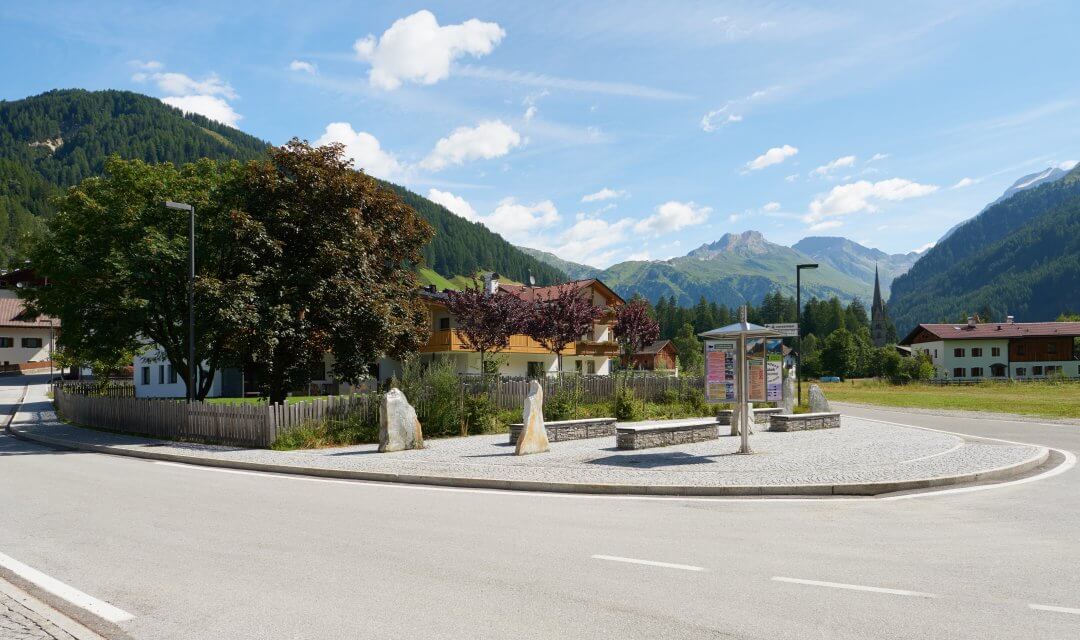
[900,317,1080,380]
[416,276,623,378]
[0,281,56,373]
[624,339,679,371]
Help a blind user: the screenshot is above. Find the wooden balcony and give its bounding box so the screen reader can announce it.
[421,329,619,357]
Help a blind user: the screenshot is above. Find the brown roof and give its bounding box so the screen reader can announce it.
[497,279,624,305]
[0,296,55,328]
[635,339,676,356]
[901,321,1080,344]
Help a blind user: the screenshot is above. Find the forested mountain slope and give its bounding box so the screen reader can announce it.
[0,89,563,284]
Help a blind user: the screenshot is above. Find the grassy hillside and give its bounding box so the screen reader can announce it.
[0,89,565,284]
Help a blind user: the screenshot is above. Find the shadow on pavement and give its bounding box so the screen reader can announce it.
[588,451,715,468]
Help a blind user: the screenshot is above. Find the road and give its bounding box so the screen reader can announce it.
[1,375,1078,639]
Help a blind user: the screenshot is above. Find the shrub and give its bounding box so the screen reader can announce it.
[398,359,463,437]
[272,413,378,450]
[613,385,643,421]
[546,387,580,421]
[463,393,500,434]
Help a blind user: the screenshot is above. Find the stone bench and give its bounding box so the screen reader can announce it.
[508,417,616,444]
[717,407,783,425]
[615,418,720,450]
[767,412,841,432]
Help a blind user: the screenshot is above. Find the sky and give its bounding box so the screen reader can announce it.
[3,1,1079,268]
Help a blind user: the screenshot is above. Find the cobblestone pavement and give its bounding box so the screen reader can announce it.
[0,590,77,640]
[12,384,1048,490]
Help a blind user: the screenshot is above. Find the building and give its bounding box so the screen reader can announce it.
[0,288,56,371]
[625,339,678,371]
[899,318,1080,380]
[870,265,890,347]
[417,276,622,378]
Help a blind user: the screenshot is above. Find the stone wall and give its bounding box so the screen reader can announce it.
[616,422,719,450]
[767,413,841,432]
[509,418,616,444]
[717,408,783,426]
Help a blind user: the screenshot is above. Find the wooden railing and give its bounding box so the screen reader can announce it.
[423,329,619,356]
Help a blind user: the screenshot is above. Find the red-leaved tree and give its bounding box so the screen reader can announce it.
[522,283,603,374]
[613,298,660,369]
[444,282,527,374]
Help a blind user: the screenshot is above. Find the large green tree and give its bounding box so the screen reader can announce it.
[237,140,433,403]
[24,156,264,399]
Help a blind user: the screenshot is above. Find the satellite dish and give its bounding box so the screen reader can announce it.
[528,270,536,286]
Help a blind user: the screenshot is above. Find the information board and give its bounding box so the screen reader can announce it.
[704,339,736,403]
[765,338,783,401]
[746,339,766,402]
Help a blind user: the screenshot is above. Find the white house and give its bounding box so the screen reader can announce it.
[0,288,55,371]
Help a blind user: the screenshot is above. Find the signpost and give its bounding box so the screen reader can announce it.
[700,307,784,454]
[765,323,799,337]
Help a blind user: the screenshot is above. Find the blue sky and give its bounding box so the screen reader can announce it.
[3,1,1079,267]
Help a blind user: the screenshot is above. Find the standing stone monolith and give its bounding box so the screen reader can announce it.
[782,368,796,414]
[808,384,830,413]
[379,388,424,452]
[515,380,549,455]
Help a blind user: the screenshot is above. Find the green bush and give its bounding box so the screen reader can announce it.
[546,387,581,421]
[272,414,378,450]
[462,393,501,434]
[612,386,643,421]
[398,359,463,437]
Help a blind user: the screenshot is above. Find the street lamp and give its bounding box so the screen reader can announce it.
[795,263,818,406]
[165,201,196,403]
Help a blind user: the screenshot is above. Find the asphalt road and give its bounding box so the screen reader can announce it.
[1,375,1078,639]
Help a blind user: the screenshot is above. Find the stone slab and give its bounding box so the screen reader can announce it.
[509,418,616,444]
[616,418,720,450]
[768,412,841,432]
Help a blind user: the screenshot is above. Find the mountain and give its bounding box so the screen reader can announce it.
[0,89,564,284]
[889,164,1080,333]
[938,166,1068,242]
[518,247,601,280]
[597,230,873,307]
[791,236,920,297]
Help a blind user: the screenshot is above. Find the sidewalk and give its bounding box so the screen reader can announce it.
[9,384,1051,497]
[0,577,103,640]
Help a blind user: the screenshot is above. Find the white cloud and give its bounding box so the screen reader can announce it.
[810,155,856,177]
[354,10,504,90]
[746,144,798,170]
[131,59,162,71]
[482,198,560,243]
[868,152,890,163]
[1059,159,1078,171]
[701,87,772,132]
[581,188,626,203]
[456,65,691,100]
[421,120,521,171]
[951,177,976,189]
[808,220,843,231]
[806,178,938,222]
[913,241,935,253]
[289,60,317,74]
[549,216,633,265]
[427,188,479,221]
[133,66,242,127]
[634,201,711,235]
[315,122,404,180]
[762,201,781,212]
[785,173,799,182]
[523,105,537,121]
[160,95,242,128]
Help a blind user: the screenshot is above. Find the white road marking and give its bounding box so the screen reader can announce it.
[1030,603,1080,615]
[0,551,133,623]
[772,576,937,598]
[591,555,705,572]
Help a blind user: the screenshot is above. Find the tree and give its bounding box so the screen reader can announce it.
[236,140,433,403]
[821,328,858,378]
[522,283,603,373]
[671,322,703,375]
[613,298,660,368]
[444,281,526,374]
[24,156,264,400]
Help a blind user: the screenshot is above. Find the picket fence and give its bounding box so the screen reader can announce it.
[52,386,380,448]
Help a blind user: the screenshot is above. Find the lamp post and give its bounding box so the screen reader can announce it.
[795,263,818,406]
[165,201,195,403]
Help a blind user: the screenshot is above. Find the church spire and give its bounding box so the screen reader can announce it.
[871,264,888,347]
[872,264,883,312]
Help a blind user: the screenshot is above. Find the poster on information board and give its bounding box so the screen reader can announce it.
[704,339,736,403]
[746,339,767,402]
[765,338,783,402]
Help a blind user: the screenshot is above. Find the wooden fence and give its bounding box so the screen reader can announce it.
[52,386,381,448]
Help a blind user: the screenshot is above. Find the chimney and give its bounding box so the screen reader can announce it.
[1006,315,1015,324]
[966,316,976,328]
[483,272,500,295]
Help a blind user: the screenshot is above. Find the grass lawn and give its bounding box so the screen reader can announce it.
[804,378,1080,420]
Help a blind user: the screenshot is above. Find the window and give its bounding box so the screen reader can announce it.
[168,365,177,384]
[21,337,42,349]
[1017,344,1026,355]
[158,365,165,384]
[953,367,965,378]
[1033,366,1043,376]
[587,360,596,374]
[954,348,965,357]
[934,349,938,358]
[575,360,583,373]
[971,348,983,357]
[0,338,11,348]
[438,317,451,330]
[1047,343,1057,355]
[1016,367,1027,377]
[970,367,984,377]
[526,361,545,378]
[991,347,1001,357]
[141,366,150,385]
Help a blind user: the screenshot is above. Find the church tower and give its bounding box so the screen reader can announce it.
[871,265,889,347]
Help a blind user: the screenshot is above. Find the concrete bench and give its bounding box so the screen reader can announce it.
[768,412,841,432]
[508,417,616,444]
[717,407,783,425]
[615,418,720,450]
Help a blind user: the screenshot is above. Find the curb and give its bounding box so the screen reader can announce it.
[8,420,1052,498]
